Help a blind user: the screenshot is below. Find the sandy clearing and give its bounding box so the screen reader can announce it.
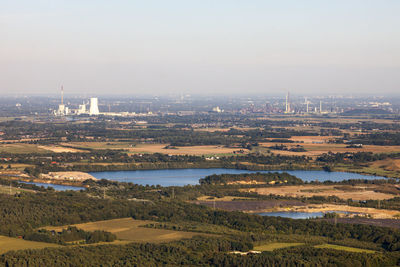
[290,204,400,219]
[39,171,97,181]
[38,145,84,153]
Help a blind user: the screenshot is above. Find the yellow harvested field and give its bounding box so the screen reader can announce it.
[38,145,84,153]
[44,218,203,243]
[61,142,134,150]
[260,142,400,157]
[315,244,376,253]
[289,136,340,143]
[247,184,398,201]
[129,144,246,155]
[0,235,60,254]
[370,158,400,172]
[66,142,246,155]
[254,242,304,251]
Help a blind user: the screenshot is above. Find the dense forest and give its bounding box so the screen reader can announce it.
[1,190,400,252]
[1,237,398,267]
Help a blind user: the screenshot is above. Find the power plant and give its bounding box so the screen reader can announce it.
[53,87,151,117]
[55,86,68,116]
[54,86,100,116]
[89,98,100,115]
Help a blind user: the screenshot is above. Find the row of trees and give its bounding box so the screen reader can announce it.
[25,226,116,245]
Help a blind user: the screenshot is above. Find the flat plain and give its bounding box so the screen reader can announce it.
[44,218,204,243]
[314,244,377,253]
[0,235,60,254]
[253,242,304,251]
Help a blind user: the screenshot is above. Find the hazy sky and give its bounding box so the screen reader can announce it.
[1,0,399,95]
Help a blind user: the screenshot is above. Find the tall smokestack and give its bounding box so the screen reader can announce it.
[61,85,64,105]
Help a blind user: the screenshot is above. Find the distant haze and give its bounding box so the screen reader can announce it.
[1,1,399,95]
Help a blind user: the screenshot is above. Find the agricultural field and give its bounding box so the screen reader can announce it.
[60,142,135,150]
[253,242,304,251]
[314,244,377,253]
[259,141,400,157]
[0,184,34,195]
[37,145,84,153]
[127,144,246,156]
[0,235,60,254]
[44,218,204,243]
[0,143,50,154]
[63,142,247,156]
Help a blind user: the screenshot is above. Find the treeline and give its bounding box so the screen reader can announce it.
[316,152,398,164]
[0,237,397,266]
[0,119,342,143]
[25,226,116,245]
[346,132,400,146]
[199,172,303,185]
[9,151,313,175]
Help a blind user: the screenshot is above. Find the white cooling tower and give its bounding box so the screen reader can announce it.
[89,97,99,115]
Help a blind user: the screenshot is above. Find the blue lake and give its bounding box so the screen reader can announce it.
[19,181,85,191]
[258,211,351,219]
[89,168,386,187]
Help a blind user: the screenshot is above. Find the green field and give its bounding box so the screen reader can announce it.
[0,144,50,154]
[253,242,304,251]
[0,235,60,254]
[315,244,377,253]
[44,218,204,243]
[0,185,34,195]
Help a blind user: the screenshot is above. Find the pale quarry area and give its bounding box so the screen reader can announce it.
[39,171,97,181]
